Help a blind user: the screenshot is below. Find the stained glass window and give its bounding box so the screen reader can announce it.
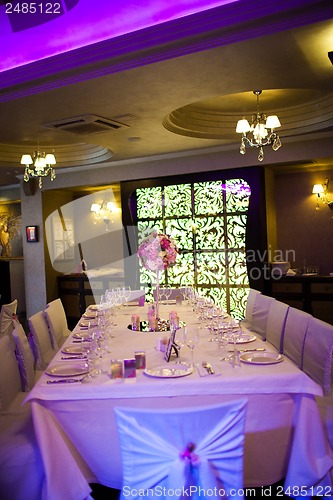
[136,179,251,319]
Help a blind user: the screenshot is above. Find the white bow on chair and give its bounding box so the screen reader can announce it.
[115,399,247,500]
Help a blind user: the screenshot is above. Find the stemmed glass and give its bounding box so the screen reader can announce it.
[218,320,231,361]
[184,325,199,367]
[123,286,131,307]
[175,326,186,364]
[163,287,171,306]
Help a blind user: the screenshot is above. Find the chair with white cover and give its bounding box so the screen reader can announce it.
[249,293,276,340]
[0,335,44,500]
[114,399,248,500]
[241,288,261,329]
[303,317,333,451]
[0,298,18,345]
[265,300,290,353]
[12,322,43,392]
[303,317,333,396]
[28,311,58,370]
[125,289,145,306]
[281,307,312,369]
[44,298,71,348]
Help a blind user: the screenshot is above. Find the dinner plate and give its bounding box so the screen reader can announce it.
[82,312,96,320]
[88,305,101,311]
[73,331,93,340]
[61,345,87,355]
[239,352,283,365]
[229,333,256,344]
[144,364,193,378]
[79,320,98,327]
[45,362,89,377]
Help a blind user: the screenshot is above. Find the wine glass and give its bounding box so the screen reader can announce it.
[123,286,131,307]
[175,326,186,364]
[184,325,199,367]
[218,320,231,361]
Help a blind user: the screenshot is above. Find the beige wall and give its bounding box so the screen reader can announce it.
[275,169,333,275]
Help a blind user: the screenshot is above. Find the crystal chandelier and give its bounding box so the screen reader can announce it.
[20,148,56,188]
[236,90,282,162]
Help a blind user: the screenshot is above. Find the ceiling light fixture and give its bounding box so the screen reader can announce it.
[20,146,56,188]
[236,90,282,162]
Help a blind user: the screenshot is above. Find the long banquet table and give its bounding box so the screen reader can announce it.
[26,302,333,500]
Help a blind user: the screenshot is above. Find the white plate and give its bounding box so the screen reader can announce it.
[61,345,87,355]
[73,331,92,340]
[45,362,89,377]
[88,305,100,311]
[240,352,283,365]
[79,320,98,327]
[229,333,256,344]
[82,312,96,319]
[144,364,193,378]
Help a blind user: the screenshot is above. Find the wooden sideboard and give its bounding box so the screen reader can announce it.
[267,275,333,325]
[58,273,124,326]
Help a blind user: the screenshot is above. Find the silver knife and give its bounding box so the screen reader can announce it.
[61,356,87,360]
[46,378,82,384]
[228,347,266,353]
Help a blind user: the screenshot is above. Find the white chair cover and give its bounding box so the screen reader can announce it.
[250,294,276,340]
[126,289,145,306]
[303,317,333,396]
[12,322,42,392]
[115,399,248,500]
[282,308,311,369]
[0,337,44,499]
[265,300,290,353]
[0,335,22,413]
[0,299,18,346]
[153,287,184,303]
[28,311,58,371]
[241,289,261,329]
[44,298,71,348]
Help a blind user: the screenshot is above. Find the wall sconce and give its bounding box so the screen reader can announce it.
[90,200,119,230]
[312,177,333,210]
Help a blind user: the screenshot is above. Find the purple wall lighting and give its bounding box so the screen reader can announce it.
[0,0,236,72]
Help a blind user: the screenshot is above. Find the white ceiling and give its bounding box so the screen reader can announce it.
[0,7,333,187]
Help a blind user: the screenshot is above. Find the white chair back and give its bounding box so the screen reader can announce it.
[115,399,248,500]
[44,298,71,348]
[241,288,261,329]
[282,307,311,369]
[0,335,22,412]
[265,300,290,353]
[303,317,333,396]
[153,287,185,303]
[126,289,145,306]
[0,299,18,346]
[250,294,276,340]
[12,322,36,392]
[28,311,58,370]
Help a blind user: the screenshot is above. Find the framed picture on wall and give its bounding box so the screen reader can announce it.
[26,226,38,242]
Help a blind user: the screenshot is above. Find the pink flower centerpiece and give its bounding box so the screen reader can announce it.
[138,231,178,271]
[138,231,178,321]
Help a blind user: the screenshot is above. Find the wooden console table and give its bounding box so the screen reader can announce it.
[267,275,333,325]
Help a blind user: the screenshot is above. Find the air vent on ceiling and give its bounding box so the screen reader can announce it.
[43,114,129,135]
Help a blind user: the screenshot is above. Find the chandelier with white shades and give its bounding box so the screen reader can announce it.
[236,90,282,162]
[20,147,56,188]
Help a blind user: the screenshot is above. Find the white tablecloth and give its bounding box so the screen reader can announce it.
[26,304,333,500]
